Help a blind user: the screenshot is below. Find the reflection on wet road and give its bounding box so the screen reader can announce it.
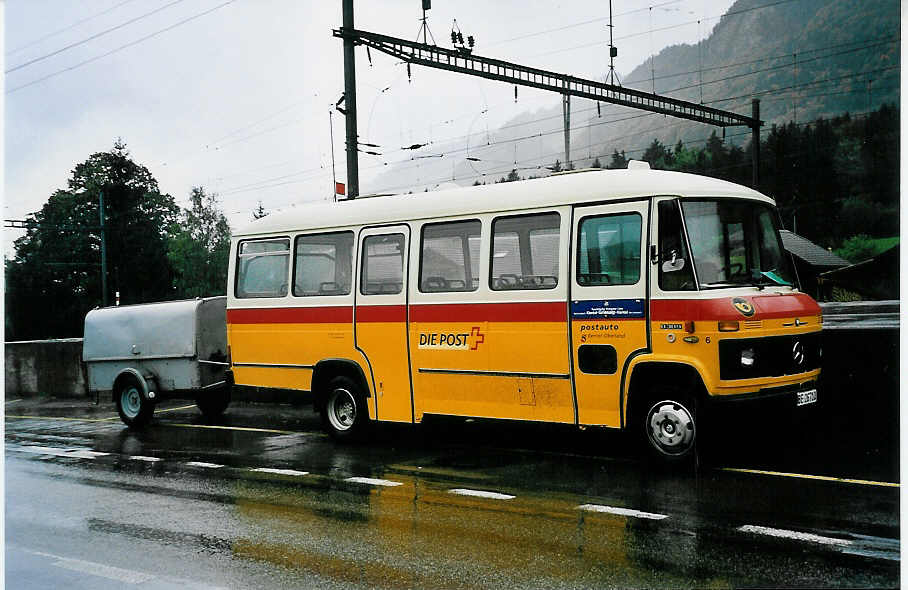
[5,400,900,588]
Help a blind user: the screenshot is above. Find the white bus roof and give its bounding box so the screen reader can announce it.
[235,168,771,238]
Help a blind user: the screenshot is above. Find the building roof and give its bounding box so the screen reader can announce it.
[779,230,850,269]
[235,168,771,238]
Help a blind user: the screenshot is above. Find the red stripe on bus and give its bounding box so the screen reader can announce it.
[227,306,352,324]
[356,304,407,323]
[650,293,821,321]
[409,301,566,322]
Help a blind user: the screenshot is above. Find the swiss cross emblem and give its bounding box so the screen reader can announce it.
[469,326,485,350]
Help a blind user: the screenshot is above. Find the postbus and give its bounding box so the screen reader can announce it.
[225,163,821,461]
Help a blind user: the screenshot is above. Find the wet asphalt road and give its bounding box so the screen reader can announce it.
[5,397,900,589]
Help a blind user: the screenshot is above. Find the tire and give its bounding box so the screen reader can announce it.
[196,386,231,419]
[640,396,697,463]
[320,376,369,441]
[116,376,155,428]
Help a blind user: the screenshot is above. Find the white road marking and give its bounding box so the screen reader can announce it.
[344,476,402,487]
[6,398,23,404]
[185,461,224,469]
[33,551,156,584]
[21,548,229,588]
[18,446,109,459]
[129,455,162,462]
[738,525,852,546]
[577,504,669,520]
[250,467,309,476]
[449,488,515,500]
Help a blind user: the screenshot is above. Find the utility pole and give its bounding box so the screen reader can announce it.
[329,109,338,202]
[341,0,360,199]
[99,191,108,307]
[751,99,760,187]
[562,85,571,169]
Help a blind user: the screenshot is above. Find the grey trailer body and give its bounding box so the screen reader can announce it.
[83,297,230,426]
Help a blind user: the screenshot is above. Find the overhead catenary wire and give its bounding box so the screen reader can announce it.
[527,0,807,60]
[6,0,238,94]
[215,59,895,201]
[5,0,142,57]
[6,0,190,74]
[218,78,893,209]
[168,11,894,190]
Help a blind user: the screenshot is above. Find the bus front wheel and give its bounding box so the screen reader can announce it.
[641,397,697,462]
[321,376,368,441]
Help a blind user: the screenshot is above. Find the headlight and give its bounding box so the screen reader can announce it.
[741,348,755,367]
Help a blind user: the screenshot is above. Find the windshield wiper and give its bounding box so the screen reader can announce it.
[748,269,792,290]
[700,281,746,289]
[760,270,791,286]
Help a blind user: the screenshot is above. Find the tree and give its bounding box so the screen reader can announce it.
[643,139,673,169]
[168,187,231,298]
[835,234,878,263]
[6,140,179,340]
[607,150,627,169]
[252,200,268,220]
[550,159,563,173]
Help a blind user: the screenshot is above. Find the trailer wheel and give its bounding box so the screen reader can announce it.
[196,386,231,419]
[320,376,368,441]
[116,376,154,428]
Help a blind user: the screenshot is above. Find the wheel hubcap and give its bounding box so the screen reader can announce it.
[328,389,356,431]
[121,386,142,419]
[646,400,695,456]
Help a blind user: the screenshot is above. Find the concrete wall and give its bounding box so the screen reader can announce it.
[5,338,87,398]
[4,301,898,401]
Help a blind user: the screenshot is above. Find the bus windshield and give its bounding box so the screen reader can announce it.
[681,199,796,289]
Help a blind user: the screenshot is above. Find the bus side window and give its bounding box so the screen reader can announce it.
[361,234,405,295]
[658,200,696,291]
[293,232,354,296]
[491,212,560,290]
[235,238,290,298]
[420,220,481,293]
[577,213,641,286]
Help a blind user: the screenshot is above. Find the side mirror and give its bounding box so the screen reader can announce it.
[661,249,686,273]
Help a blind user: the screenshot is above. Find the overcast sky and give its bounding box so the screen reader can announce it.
[4,0,737,255]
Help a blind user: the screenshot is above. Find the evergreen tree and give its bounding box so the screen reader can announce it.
[643,140,673,169]
[6,140,179,339]
[607,149,627,169]
[167,187,231,298]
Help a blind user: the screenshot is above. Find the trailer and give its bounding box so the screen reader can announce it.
[83,297,231,427]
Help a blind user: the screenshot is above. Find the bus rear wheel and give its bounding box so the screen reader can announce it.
[321,376,368,441]
[196,386,231,419]
[641,397,697,462]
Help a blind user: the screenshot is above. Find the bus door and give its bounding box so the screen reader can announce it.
[570,201,649,427]
[355,226,413,423]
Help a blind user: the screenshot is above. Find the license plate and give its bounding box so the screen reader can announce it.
[797,388,818,407]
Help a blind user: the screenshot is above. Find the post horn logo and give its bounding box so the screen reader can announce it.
[732,297,755,317]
